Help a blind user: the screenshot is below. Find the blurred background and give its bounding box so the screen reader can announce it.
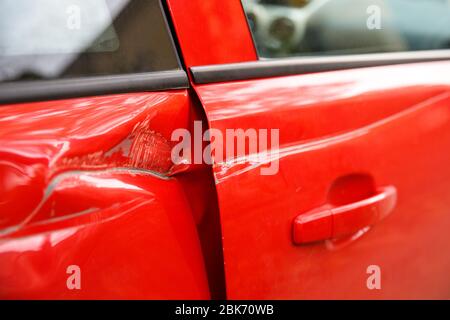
[242,0,450,58]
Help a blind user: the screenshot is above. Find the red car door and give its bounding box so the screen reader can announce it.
[169,0,450,299]
[0,0,210,299]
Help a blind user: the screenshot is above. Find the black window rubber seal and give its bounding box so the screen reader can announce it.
[190,49,450,84]
[0,70,189,105]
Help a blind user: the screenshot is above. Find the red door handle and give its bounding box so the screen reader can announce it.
[293,186,397,244]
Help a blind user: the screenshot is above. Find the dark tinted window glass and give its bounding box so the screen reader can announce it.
[242,0,450,58]
[0,0,180,83]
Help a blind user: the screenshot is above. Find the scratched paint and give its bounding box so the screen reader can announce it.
[1,169,157,237]
[0,169,210,299]
[55,119,173,174]
[0,91,191,231]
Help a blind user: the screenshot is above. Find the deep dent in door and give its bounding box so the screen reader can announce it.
[0,91,211,299]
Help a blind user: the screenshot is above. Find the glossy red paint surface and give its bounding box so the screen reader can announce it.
[0,91,210,299]
[0,92,189,231]
[166,0,257,68]
[195,62,450,299]
[0,170,209,299]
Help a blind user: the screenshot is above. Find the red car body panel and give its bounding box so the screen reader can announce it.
[0,92,192,230]
[0,170,209,299]
[166,0,256,68]
[194,62,450,299]
[0,91,210,298]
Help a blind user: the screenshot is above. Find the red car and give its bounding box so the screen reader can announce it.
[1,0,450,299]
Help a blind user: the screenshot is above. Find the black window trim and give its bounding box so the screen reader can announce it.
[190,49,450,84]
[0,0,188,105]
[0,70,189,104]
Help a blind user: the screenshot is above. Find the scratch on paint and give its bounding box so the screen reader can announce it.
[54,117,181,176]
[213,91,450,184]
[0,168,159,237]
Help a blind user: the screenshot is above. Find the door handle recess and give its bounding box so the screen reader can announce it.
[293,186,397,245]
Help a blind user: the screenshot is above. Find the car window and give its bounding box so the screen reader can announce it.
[0,0,180,83]
[242,0,450,58]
